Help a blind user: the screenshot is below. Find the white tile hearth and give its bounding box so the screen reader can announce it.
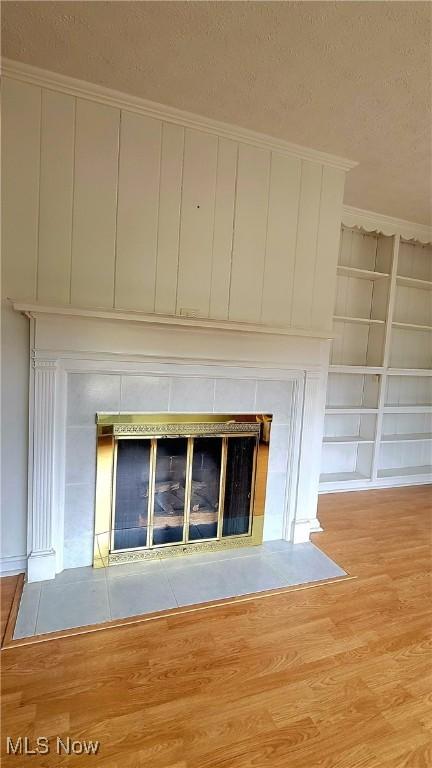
[13,542,346,639]
[36,580,110,634]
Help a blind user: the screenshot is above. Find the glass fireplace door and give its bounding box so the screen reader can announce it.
[113,439,151,550]
[151,437,188,546]
[109,424,261,559]
[188,437,222,541]
[222,436,256,537]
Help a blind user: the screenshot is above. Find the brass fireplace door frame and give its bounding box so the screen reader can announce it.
[93,413,272,568]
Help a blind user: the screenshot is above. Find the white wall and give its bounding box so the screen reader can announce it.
[2,77,345,328]
[0,303,30,568]
[1,72,347,570]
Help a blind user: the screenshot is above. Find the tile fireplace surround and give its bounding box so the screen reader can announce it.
[15,304,331,583]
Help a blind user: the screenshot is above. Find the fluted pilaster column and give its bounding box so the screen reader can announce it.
[292,370,326,543]
[27,359,58,581]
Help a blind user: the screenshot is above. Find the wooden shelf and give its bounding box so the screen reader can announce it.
[329,365,384,374]
[337,265,390,281]
[387,369,432,377]
[392,321,432,332]
[377,465,432,479]
[325,406,378,414]
[384,405,432,414]
[323,436,374,444]
[381,433,432,443]
[397,275,432,291]
[334,315,385,326]
[320,471,370,484]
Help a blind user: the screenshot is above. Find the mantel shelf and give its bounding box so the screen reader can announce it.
[12,301,332,341]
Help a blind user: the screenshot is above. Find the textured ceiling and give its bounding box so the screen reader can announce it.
[2,1,431,224]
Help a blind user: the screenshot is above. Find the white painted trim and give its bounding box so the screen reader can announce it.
[13,301,333,341]
[37,353,315,380]
[292,520,312,544]
[319,474,432,493]
[342,205,432,244]
[309,518,324,533]
[291,370,328,537]
[27,359,58,581]
[282,374,304,540]
[329,365,384,375]
[1,58,357,172]
[387,368,432,377]
[28,550,56,582]
[0,555,27,576]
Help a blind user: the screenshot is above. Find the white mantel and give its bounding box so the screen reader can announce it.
[17,303,330,582]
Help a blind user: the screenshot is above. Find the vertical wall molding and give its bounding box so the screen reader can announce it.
[293,369,327,542]
[371,235,400,480]
[28,357,58,581]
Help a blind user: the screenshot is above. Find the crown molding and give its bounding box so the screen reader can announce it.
[342,205,432,244]
[1,57,357,172]
[12,301,333,341]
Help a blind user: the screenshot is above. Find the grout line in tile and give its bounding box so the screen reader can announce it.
[33,583,43,638]
[104,563,113,621]
[160,561,180,608]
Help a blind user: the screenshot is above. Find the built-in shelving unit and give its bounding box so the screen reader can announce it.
[320,220,432,492]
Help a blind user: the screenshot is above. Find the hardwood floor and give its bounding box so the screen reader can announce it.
[0,575,21,646]
[1,485,431,767]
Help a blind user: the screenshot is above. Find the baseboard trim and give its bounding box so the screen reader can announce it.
[319,477,432,494]
[0,555,27,576]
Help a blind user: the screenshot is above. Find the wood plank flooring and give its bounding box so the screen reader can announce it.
[1,485,431,767]
[0,575,20,646]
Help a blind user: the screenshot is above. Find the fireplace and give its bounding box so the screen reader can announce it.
[94,414,272,567]
[15,303,327,583]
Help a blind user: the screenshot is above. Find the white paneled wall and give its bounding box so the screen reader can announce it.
[115,111,162,311]
[38,90,75,304]
[2,76,346,332]
[2,78,41,300]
